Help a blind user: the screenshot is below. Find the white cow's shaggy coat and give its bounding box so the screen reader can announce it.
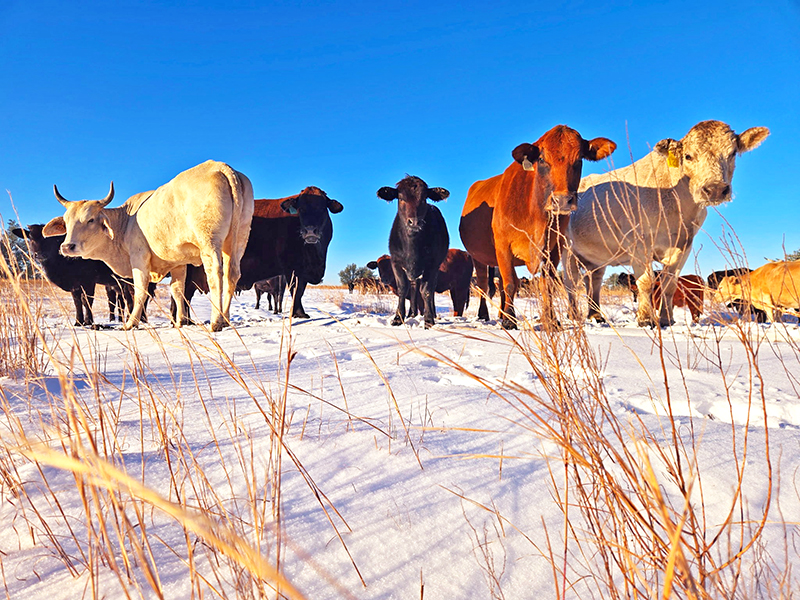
[564,120,769,327]
[43,160,255,331]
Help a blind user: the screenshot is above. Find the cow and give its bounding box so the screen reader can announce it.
[42,160,254,332]
[706,267,766,322]
[348,276,381,294]
[368,248,474,317]
[254,275,287,313]
[12,224,130,326]
[617,271,705,322]
[564,120,769,327]
[459,125,616,329]
[714,261,800,323]
[175,187,342,322]
[377,176,450,328]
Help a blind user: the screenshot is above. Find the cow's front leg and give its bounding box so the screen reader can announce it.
[496,249,519,330]
[123,268,150,330]
[420,273,438,329]
[654,270,678,327]
[392,272,410,326]
[290,278,310,319]
[635,269,659,328]
[586,268,606,323]
[169,264,188,328]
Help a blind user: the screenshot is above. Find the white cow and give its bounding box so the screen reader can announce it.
[43,160,255,332]
[564,120,769,327]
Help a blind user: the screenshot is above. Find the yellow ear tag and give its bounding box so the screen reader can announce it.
[667,151,679,168]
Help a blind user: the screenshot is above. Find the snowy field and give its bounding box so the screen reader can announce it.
[1,283,798,599]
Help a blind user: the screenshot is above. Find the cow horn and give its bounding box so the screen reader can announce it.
[100,181,115,206]
[53,184,70,206]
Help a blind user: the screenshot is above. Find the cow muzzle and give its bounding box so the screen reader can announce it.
[405,218,425,233]
[698,182,732,206]
[60,242,80,256]
[546,193,578,215]
[300,227,322,245]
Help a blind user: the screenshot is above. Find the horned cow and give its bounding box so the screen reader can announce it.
[42,160,255,332]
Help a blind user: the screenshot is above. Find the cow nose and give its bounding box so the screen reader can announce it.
[548,193,578,214]
[60,242,76,255]
[702,183,731,201]
[300,227,321,244]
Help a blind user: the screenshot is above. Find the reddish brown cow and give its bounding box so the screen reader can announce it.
[619,272,705,322]
[368,248,474,317]
[459,125,616,329]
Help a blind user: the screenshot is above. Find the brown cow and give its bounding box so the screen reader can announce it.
[459,125,616,329]
[715,261,800,322]
[367,248,474,317]
[619,272,705,323]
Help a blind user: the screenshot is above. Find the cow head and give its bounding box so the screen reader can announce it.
[42,182,116,258]
[11,224,54,262]
[512,125,616,214]
[714,274,745,305]
[280,186,343,245]
[654,120,769,207]
[367,255,395,290]
[377,176,449,234]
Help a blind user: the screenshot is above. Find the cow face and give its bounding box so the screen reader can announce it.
[42,183,116,257]
[513,125,616,214]
[714,275,745,305]
[11,225,52,262]
[377,176,449,233]
[280,186,343,245]
[655,120,769,207]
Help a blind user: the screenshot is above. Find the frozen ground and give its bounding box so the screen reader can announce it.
[1,285,798,599]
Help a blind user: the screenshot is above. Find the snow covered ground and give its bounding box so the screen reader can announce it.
[1,284,798,599]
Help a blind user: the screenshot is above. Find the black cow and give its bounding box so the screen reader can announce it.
[12,225,128,326]
[377,176,449,328]
[368,248,473,317]
[254,275,287,313]
[707,268,767,322]
[177,187,343,321]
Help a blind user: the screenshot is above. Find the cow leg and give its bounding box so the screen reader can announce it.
[201,251,226,332]
[124,267,150,330]
[254,287,262,310]
[71,288,87,326]
[275,283,285,314]
[290,277,310,319]
[536,259,559,330]
[586,268,606,323]
[221,251,239,325]
[392,271,410,326]
[634,268,659,328]
[496,250,519,330]
[83,283,96,328]
[473,260,492,321]
[421,272,438,329]
[169,264,188,328]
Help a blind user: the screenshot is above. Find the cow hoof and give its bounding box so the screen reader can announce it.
[424,320,434,329]
[501,318,517,330]
[391,315,403,326]
[293,311,310,319]
[588,312,606,324]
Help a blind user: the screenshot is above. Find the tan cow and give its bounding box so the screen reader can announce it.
[565,120,769,327]
[43,160,254,332]
[715,261,800,322]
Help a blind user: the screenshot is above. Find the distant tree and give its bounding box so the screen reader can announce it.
[1,219,36,279]
[603,273,626,289]
[339,263,375,287]
[786,248,800,261]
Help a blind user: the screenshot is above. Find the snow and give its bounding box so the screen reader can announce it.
[1,285,799,599]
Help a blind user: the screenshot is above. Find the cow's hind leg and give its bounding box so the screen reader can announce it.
[201,250,226,332]
[473,260,492,321]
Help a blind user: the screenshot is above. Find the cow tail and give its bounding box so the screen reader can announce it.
[220,163,255,262]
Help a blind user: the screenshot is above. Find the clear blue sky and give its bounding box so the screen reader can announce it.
[2,0,798,284]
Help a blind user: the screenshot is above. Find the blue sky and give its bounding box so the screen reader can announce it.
[2,0,798,284]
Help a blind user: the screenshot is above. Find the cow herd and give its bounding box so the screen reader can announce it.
[12,119,800,332]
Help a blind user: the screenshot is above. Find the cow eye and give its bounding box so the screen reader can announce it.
[684,154,693,161]
[87,218,94,223]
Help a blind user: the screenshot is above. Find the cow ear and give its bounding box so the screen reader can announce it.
[427,187,449,202]
[42,216,67,237]
[737,127,770,153]
[582,137,617,161]
[366,261,378,269]
[10,228,25,239]
[655,138,682,157]
[377,187,398,201]
[512,143,539,169]
[102,216,115,240]
[280,198,298,214]
[327,198,344,214]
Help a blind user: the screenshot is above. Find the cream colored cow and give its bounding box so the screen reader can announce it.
[715,261,800,322]
[564,120,769,327]
[43,160,255,332]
